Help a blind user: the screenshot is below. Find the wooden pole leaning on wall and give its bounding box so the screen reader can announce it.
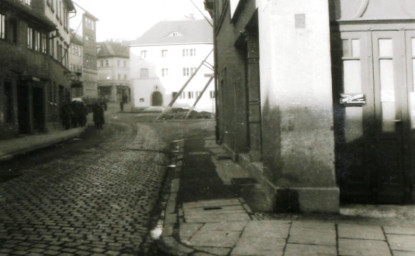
[155,49,213,120]
[184,76,213,119]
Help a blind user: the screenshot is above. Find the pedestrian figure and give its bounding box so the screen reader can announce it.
[60,103,72,129]
[93,103,105,129]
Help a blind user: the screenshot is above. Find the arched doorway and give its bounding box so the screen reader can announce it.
[151,91,163,106]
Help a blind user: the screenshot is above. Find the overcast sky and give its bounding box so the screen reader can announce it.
[70,0,210,42]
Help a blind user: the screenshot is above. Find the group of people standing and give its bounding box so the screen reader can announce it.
[60,100,105,130]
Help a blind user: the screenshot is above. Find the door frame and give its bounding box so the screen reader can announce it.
[336,21,415,203]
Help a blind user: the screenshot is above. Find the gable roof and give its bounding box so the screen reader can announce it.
[97,42,129,58]
[130,19,212,47]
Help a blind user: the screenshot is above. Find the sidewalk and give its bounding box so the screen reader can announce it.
[0,126,87,161]
[158,136,415,256]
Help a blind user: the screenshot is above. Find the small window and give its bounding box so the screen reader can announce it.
[34,31,40,51]
[140,68,149,78]
[139,98,145,102]
[27,27,33,49]
[41,33,47,53]
[0,13,5,40]
[168,31,183,37]
[161,49,168,57]
[162,68,168,77]
[141,50,147,59]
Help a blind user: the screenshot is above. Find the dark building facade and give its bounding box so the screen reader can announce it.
[0,0,75,140]
[206,0,415,212]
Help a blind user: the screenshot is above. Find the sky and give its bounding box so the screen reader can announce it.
[69,0,210,42]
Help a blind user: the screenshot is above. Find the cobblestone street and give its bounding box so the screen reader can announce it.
[0,112,179,255]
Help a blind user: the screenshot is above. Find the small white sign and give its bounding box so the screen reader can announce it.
[381,90,395,102]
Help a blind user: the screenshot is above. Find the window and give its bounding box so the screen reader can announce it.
[168,31,182,37]
[27,27,33,49]
[0,13,5,40]
[117,60,120,67]
[49,37,55,57]
[118,74,121,80]
[188,91,194,99]
[141,50,147,59]
[182,49,188,56]
[161,49,168,57]
[105,59,109,67]
[342,38,363,142]
[34,31,40,51]
[162,68,168,77]
[183,67,190,76]
[191,67,196,74]
[139,98,144,102]
[190,48,196,56]
[210,90,215,99]
[140,68,149,78]
[123,60,127,67]
[41,33,47,53]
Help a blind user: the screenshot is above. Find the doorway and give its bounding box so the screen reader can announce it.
[151,91,163,106]
[336,29,414,203]
[17,82,30,134]
[32,86,45,133]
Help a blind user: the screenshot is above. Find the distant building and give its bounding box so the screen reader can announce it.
[97,41,130,102]
[129,19,215,112]
[0,0,75,140]
[81,12,98,98]
[68,30,83,97]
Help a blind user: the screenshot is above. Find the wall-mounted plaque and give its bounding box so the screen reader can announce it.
[340,93,366,106]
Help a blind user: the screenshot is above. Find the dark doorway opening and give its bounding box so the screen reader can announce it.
[32,86,45,133]
[17,82,30,134]
[151,91,163,106]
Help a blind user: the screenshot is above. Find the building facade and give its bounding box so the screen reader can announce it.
[97,41,130,102]
[206,0,415,213]
[0,0,75,140]
[81,12,98,98]
[129,20,215,113]
[68,30,83,97]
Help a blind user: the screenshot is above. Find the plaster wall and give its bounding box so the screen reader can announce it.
[257,0,338,211]
[129,44,215,112]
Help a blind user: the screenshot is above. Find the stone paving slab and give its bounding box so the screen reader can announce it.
[384,226,415,235]
[194,246,231,255]
[185,213,251,223]
[183,199,242,209]
[285,244,337,256]
[386,234,415,252]
[339,239,391,256]
[202,222,248,232]
[338,224,385,240]
[289,222,336,246]
[231,238,286,256]
[189,230,241,247]
[393,251,415,256]
[180,223,203,243]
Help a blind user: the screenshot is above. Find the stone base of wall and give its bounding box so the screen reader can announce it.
[238,153,340,213]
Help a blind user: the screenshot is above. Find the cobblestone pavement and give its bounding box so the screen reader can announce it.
[0,119,170,255]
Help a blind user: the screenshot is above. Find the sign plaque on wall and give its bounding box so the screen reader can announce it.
[340,93,366,106]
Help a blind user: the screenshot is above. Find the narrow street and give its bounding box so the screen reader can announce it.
[0,106,215,256]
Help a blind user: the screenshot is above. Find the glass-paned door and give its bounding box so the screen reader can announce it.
[338,30,412,203]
